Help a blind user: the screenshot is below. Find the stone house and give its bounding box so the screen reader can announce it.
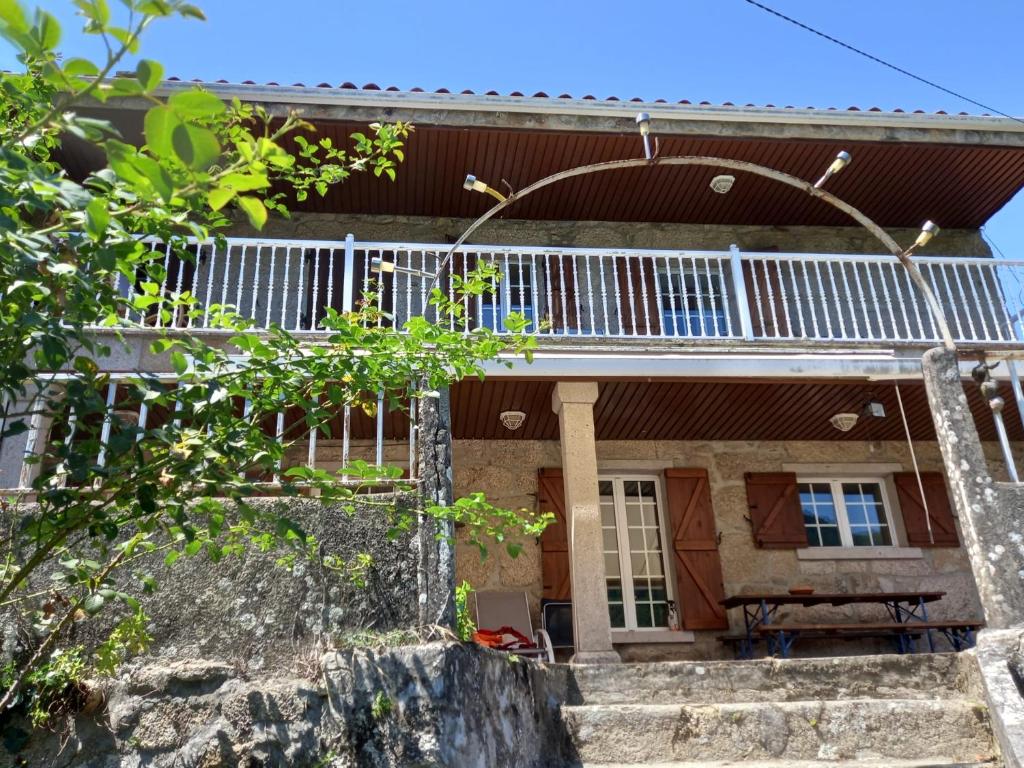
[7,81,1024,663]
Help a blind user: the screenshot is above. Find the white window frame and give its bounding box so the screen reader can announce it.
[600,473,675,631]
[655,262,726,337]
[797,476,898,548]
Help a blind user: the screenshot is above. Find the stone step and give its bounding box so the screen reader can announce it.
[565,652,978,705]
[562,699,996,764]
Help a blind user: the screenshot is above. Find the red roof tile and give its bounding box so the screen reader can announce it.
[159,77,998,117]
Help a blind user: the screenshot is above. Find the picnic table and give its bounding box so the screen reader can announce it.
[717,590,981,658]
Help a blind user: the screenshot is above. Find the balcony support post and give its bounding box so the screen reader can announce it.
[416,387,455,629]
[342,233,355,313]
[552,381,620,664]
[729,244,756,341]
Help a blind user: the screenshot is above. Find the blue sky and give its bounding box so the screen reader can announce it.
[7,1,1024,254]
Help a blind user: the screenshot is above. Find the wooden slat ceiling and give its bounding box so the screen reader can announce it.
[284,123,1024,230]
[134,379,1021,443]
[442,379,1024,442]
[55,115,1024,230]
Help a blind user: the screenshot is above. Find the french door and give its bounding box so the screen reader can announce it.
[599,475,674,630]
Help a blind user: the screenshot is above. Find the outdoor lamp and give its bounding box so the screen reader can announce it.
[814,150,852,189]
[829,412,859,432]
[370,256,433,278]
[636,112,653,160]
[865,400,886,419]
[635,112,651,136]
[915,220,940,249]
[463,174,507,202]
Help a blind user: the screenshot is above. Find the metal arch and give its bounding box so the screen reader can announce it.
[433,155,956,350]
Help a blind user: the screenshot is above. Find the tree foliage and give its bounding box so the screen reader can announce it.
[0,0,549,722]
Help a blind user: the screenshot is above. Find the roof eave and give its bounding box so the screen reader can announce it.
[142,80,1024,147]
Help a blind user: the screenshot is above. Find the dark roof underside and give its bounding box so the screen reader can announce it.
[342,379,1024,443]
[56,116,1024,229]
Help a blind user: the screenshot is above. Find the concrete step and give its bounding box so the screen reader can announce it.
[562,699,996,764]
[566,652,978,705]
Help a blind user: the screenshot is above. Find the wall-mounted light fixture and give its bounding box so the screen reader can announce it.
[499,410,526,431]
[829,412,859,432]
[830,398,887,432]
[814,150,852,189]
[636,112,652,160]
[865,400,886,418]
[914,220,940,249]
[710,174,735,194]
[463,174,507,202]
[370,256,434,278]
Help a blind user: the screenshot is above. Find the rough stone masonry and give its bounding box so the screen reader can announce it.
[922,346,1024,768]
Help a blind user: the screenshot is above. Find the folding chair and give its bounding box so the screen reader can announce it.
[472,590,555,663]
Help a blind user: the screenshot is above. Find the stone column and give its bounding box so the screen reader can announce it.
[417,387,456,629]
[921,347,1024,628]
[551,382,620,664]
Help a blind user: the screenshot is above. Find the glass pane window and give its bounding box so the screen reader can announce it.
[799,482,841,547]
[842,482,893,546]
[480,259,536,332]
[601,475,673,630]
[798,478,895,548]
[657,265,727,336]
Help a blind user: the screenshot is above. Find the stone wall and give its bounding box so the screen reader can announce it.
[237,212,991,258]
[5,642,570,768]
[2,497,421,675]
[450,438,1012,662]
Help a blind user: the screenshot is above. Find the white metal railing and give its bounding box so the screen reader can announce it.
[0,375,420,493]
[102,236,1024,346]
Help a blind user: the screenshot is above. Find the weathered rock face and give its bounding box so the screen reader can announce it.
[7,658,328,767]
[5,643,568,768]
[321,643,567,768]
[921,348,1024,630]
[2,496,420,674]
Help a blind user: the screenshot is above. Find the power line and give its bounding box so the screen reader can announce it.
[741,0,1024,127]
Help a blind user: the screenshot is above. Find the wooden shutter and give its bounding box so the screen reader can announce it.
[546,254,579,333]
[537,468,571,600]
[664,468,728,630]
[745,472,808,548]
[893,472,960,547]
[615,255,662,335]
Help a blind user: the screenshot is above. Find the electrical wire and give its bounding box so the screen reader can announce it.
[894,383,934,545]
[741,0,1024,127]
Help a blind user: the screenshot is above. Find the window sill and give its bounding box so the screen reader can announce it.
[797,546,923,561]
[611,629,696,644]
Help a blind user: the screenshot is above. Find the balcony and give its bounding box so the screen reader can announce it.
[112,237,1024,350]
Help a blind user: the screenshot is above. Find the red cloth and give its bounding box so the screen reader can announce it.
[472,626,535,651]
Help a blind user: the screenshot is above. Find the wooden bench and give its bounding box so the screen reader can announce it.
[755,621,983,657]
[717,627,931,657]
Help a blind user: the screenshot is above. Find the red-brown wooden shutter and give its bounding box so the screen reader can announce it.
[547,254,579,333]
[615,255,662,335]
[745,472,808,548]
[664,468,728,630]
[537,468,571,600]
[893,472,960,547]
